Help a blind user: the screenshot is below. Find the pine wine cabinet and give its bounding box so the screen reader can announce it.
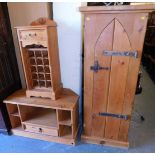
[3,88,79,145]
[16,18,62,100]
[80,5,155,147]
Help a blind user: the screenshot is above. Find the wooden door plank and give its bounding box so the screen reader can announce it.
[91,20,114,137]
[83,14,117,136]
[118,13,149,141]
[105,19,131,140]
[83,15,97,136]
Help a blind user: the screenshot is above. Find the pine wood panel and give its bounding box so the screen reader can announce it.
[19,29,47,47]
[79,4,155,13]
[118,13,149,141]
[82,135,129,148]
[83,14,121,136]
[47,27,62,99]
[4,88,79,110]
[83,14,97,136]
[23,123,58,136]
[104,19,131,140]
[72,103,79,138]
[91,20,114,137]
[12,126,76,145]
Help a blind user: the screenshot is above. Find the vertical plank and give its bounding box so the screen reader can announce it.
[118,13,149,141]
[105,19,131,140]
[47,27,62,99]
[91,20,114,137]
[16,30,33,89]
[72,103,79,138]
[83,15,98,136]
[83,14,118,136]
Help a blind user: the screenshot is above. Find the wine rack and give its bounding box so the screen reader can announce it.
[28,48,51,88]
[16,18,62,99]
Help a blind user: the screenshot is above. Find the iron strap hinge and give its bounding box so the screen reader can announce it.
[90,60,110,73]
[103,50,138,58]
[99,112,128,120]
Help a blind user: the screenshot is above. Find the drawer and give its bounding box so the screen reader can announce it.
[23,124,58,136]
[19,30,48,47]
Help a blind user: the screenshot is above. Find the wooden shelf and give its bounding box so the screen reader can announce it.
[61,132,72,139]
[4,89,78,110]
[58,110,71,126]
[30,57,48,59]
[28,48,48,51]
[59,119,72,126]
[31,72,51,74]
[22,109,57,129]
[10,112,20,117]
[33,79,51,82]
[32,86,52,90]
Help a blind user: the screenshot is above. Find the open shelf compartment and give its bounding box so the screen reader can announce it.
[18,105,58,129]
[6,103,20,117]
[58,110,72,126]
[10,115,22,128]
[59,125,72,138]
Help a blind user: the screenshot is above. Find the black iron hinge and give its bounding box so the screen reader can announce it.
[103,50,138,58]
[90,60,110,73]
[99,112,129,120]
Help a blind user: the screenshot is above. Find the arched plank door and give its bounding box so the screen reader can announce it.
[91,18,133,141]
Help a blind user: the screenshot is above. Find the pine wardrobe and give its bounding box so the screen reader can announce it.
[80,5,155,147]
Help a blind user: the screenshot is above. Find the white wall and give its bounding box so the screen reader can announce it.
[53,2,82,96]
[7,2,52,88]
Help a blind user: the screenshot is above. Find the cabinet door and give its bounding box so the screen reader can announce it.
[84,13,148,141]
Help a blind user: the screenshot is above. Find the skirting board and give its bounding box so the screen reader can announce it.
[11,127,79,145]
[81,135,129,148]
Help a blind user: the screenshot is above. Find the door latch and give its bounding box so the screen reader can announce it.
[99,112,128,120]
[90,60,110,73]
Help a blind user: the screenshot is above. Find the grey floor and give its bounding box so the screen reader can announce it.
[0,67,155,153]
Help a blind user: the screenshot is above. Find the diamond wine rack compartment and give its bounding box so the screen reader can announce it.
[16,18,63,100]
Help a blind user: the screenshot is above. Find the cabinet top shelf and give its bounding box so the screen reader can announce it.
[79,4,155,13]
[3,88,79,110]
